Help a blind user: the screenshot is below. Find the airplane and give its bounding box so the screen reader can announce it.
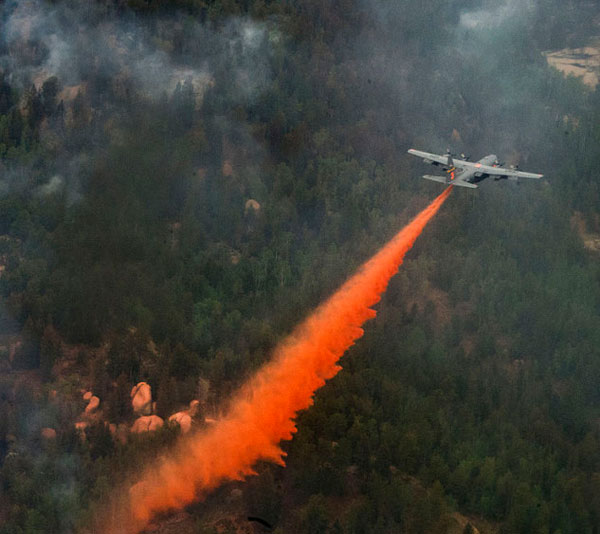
[407,148,543,188]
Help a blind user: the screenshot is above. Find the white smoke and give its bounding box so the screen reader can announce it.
[36,175,64,197]
[0,0,273,104]
[0,0,276,201]
[459,0,536,31]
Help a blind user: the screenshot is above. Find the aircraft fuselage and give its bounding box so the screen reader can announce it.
[454,154,497,184]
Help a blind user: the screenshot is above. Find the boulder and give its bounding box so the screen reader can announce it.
[131,415,164,433]
[41,427,56,440]
[169,411,192,434]
[130,382,152,416]
[75,421,88,440]
[85,395,100,414]
[188,399,201,417]
[222,160,234,177]
[244,199,261,214]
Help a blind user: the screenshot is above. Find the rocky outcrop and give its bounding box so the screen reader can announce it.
[131,415,164,433]
[85,395,100,414]
[244,199,261,214]
[188,399,201,417]
[169,411,192,434]
[74,421,88,440]
[130,382,152,416]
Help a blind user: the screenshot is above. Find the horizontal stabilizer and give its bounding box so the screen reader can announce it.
[422,174,448,184]
[451,180,477,189]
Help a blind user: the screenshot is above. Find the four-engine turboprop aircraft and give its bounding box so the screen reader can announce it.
[408,148,543,189]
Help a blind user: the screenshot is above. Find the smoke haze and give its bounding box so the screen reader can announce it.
[0,0,272,100]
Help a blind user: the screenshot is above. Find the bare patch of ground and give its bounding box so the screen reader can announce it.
[544,40,600,88]
[571,211,600,253]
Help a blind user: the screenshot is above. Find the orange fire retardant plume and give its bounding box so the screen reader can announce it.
[101,186,452,534]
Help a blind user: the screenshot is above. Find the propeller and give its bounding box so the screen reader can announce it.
[444,148,455,178]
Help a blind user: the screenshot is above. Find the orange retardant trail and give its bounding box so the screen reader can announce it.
[103,186,452,534]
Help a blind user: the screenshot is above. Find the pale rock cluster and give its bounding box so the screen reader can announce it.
[129,382,199,435]
[74,389,102,439]
[130,382,163,433]
[74,380,203,439]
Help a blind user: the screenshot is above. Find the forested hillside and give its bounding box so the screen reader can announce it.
[1,1,600,533]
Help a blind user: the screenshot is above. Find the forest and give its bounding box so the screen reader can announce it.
[0,0,600,533]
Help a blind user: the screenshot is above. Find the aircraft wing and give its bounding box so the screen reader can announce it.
[408,149,451,166]
[408,149,469,168]
[460,160,543,179]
